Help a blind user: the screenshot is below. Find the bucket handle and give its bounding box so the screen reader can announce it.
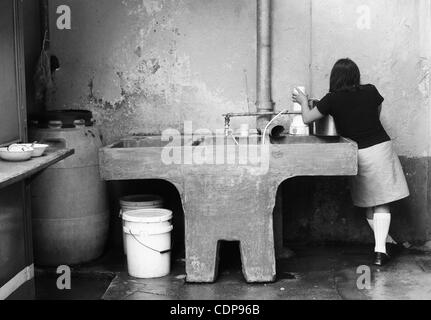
[127,228,171,255]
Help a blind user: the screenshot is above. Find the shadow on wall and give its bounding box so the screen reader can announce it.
[277,176,415,245]
[106,179,185,259]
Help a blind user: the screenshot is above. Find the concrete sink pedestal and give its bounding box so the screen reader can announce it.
[100,134,358,283]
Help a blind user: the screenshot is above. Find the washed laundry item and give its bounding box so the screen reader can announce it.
[34,32,55,109]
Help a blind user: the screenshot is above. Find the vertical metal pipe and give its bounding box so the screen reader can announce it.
[256,0,274,131]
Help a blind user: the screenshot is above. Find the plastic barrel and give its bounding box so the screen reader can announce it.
[29,127,109,266]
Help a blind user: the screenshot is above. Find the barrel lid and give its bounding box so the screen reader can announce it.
[122,209,172,223]
[120,194,163,208]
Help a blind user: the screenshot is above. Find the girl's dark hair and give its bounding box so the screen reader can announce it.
[329,58,361,93]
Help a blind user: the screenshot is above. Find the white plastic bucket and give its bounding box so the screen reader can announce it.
[122,209,173,279]
[119,195,164,255]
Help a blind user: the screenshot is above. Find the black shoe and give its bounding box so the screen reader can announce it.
[374,252,390,266]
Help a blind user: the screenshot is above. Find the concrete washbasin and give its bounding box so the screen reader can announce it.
[117,134,261,147]
[114,134,344,148]
[99,133,358,283]
[114,135,200,148]
[270,135,342,145]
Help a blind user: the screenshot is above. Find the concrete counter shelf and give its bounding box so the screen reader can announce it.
[100,135,358,283]
[0,148,75,189]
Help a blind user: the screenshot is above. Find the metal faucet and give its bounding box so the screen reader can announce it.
[223,111,302,136]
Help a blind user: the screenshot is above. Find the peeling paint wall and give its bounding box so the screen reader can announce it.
[48,0,256,144]
[311,0,430,159]
[279,0,431,243]
[47,0,431,243]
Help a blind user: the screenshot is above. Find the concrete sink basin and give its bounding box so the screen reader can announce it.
[112,134,344,148]
[115,135,199,148]
[100,134,358,283]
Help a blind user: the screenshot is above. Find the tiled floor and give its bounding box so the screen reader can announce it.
[35,244,431,300]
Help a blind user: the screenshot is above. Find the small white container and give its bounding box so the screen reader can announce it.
[239,124,250,137]
[122,209,173,279]
[289,115,310,136]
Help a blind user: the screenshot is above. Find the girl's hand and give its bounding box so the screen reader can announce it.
[292,88,308,106]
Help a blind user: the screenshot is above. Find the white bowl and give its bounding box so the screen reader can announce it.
[0,147,33,162]
[21,144,49,157]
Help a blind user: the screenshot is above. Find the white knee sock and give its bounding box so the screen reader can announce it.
[373,213,391,254]
[367,219,397,244]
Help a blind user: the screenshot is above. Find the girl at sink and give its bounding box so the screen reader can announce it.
[292,58,410,266]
